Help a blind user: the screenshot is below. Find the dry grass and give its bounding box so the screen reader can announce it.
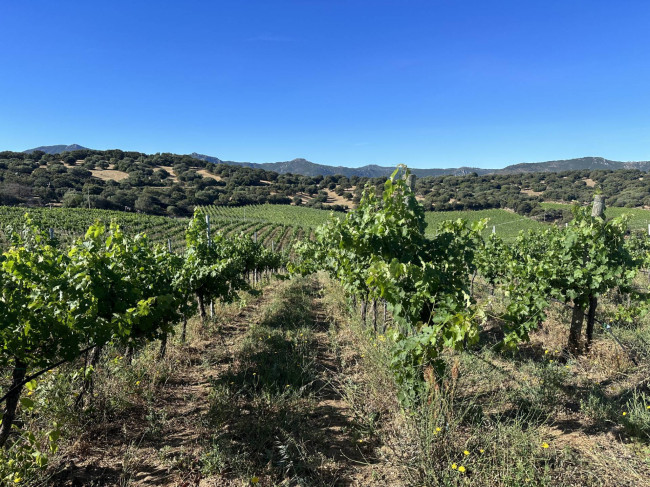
[323,189,353,208]
[159,166,179,182]
[520,188,543,196]
[197,169,223,181]
[90,169,130,181]
[37,287,276,486]
[7,273,649,486]
[319,274,650,486]
[37,276,400,486]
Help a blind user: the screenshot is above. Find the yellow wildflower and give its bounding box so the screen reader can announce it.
[541,442,549,448]
[251,476,259,484]
[463,450,470,455]
[451,463,457,470]
[458,466,466,473]
[479,449,484,453]
[622,412,627,416]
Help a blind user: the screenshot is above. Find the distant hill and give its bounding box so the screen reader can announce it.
[499,156,650,173]
[191,152,650,177]
[7,146,650,218]
[22,146,650,177]
[24,144,88,154]
[190,153,491,178]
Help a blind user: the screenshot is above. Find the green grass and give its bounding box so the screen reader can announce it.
[204,277,326,483]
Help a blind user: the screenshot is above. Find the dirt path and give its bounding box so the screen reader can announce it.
[48,276,389,486]
[49,290,274,486]
[189,276,388,485]
[296,282,381,485]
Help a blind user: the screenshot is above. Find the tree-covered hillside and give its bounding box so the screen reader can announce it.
[3,148,650,222]
[0,149,357,216]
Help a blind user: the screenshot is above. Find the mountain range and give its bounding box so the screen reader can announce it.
[24,144,88,155]
[22,145,650,177]
[189,153,486,178]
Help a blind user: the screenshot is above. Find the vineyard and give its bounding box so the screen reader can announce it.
[1,171,650,486]
[424,208,545,239]
[0,205,326,254]
[0,203,554,252]
[542,201,650,233]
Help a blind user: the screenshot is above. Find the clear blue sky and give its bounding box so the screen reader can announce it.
[1,0,650,169]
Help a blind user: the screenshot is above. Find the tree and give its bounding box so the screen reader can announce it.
[134,193,160,214]
[61,191,84,208]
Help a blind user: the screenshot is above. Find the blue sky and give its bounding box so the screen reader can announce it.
[1,0,650,169]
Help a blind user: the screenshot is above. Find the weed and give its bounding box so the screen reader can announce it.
[118,444,138,487]
[622,389,650,440]
[144,404,167,439]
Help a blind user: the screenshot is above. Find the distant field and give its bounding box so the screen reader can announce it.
[200,205,546,239]
[0,206,313,252]
[0,206,190,251]
[199,204,336,228]
[425,208,545,239]
[541,202,650,232]
[0,205,547,251]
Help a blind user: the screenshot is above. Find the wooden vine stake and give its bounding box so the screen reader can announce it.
[568,194,604,353]
[591,194,605,218]
[254,231,258,285]
[205,214,211,243]
[372,299,377,331]
[405,173,416,192]
[586,194,605,350]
